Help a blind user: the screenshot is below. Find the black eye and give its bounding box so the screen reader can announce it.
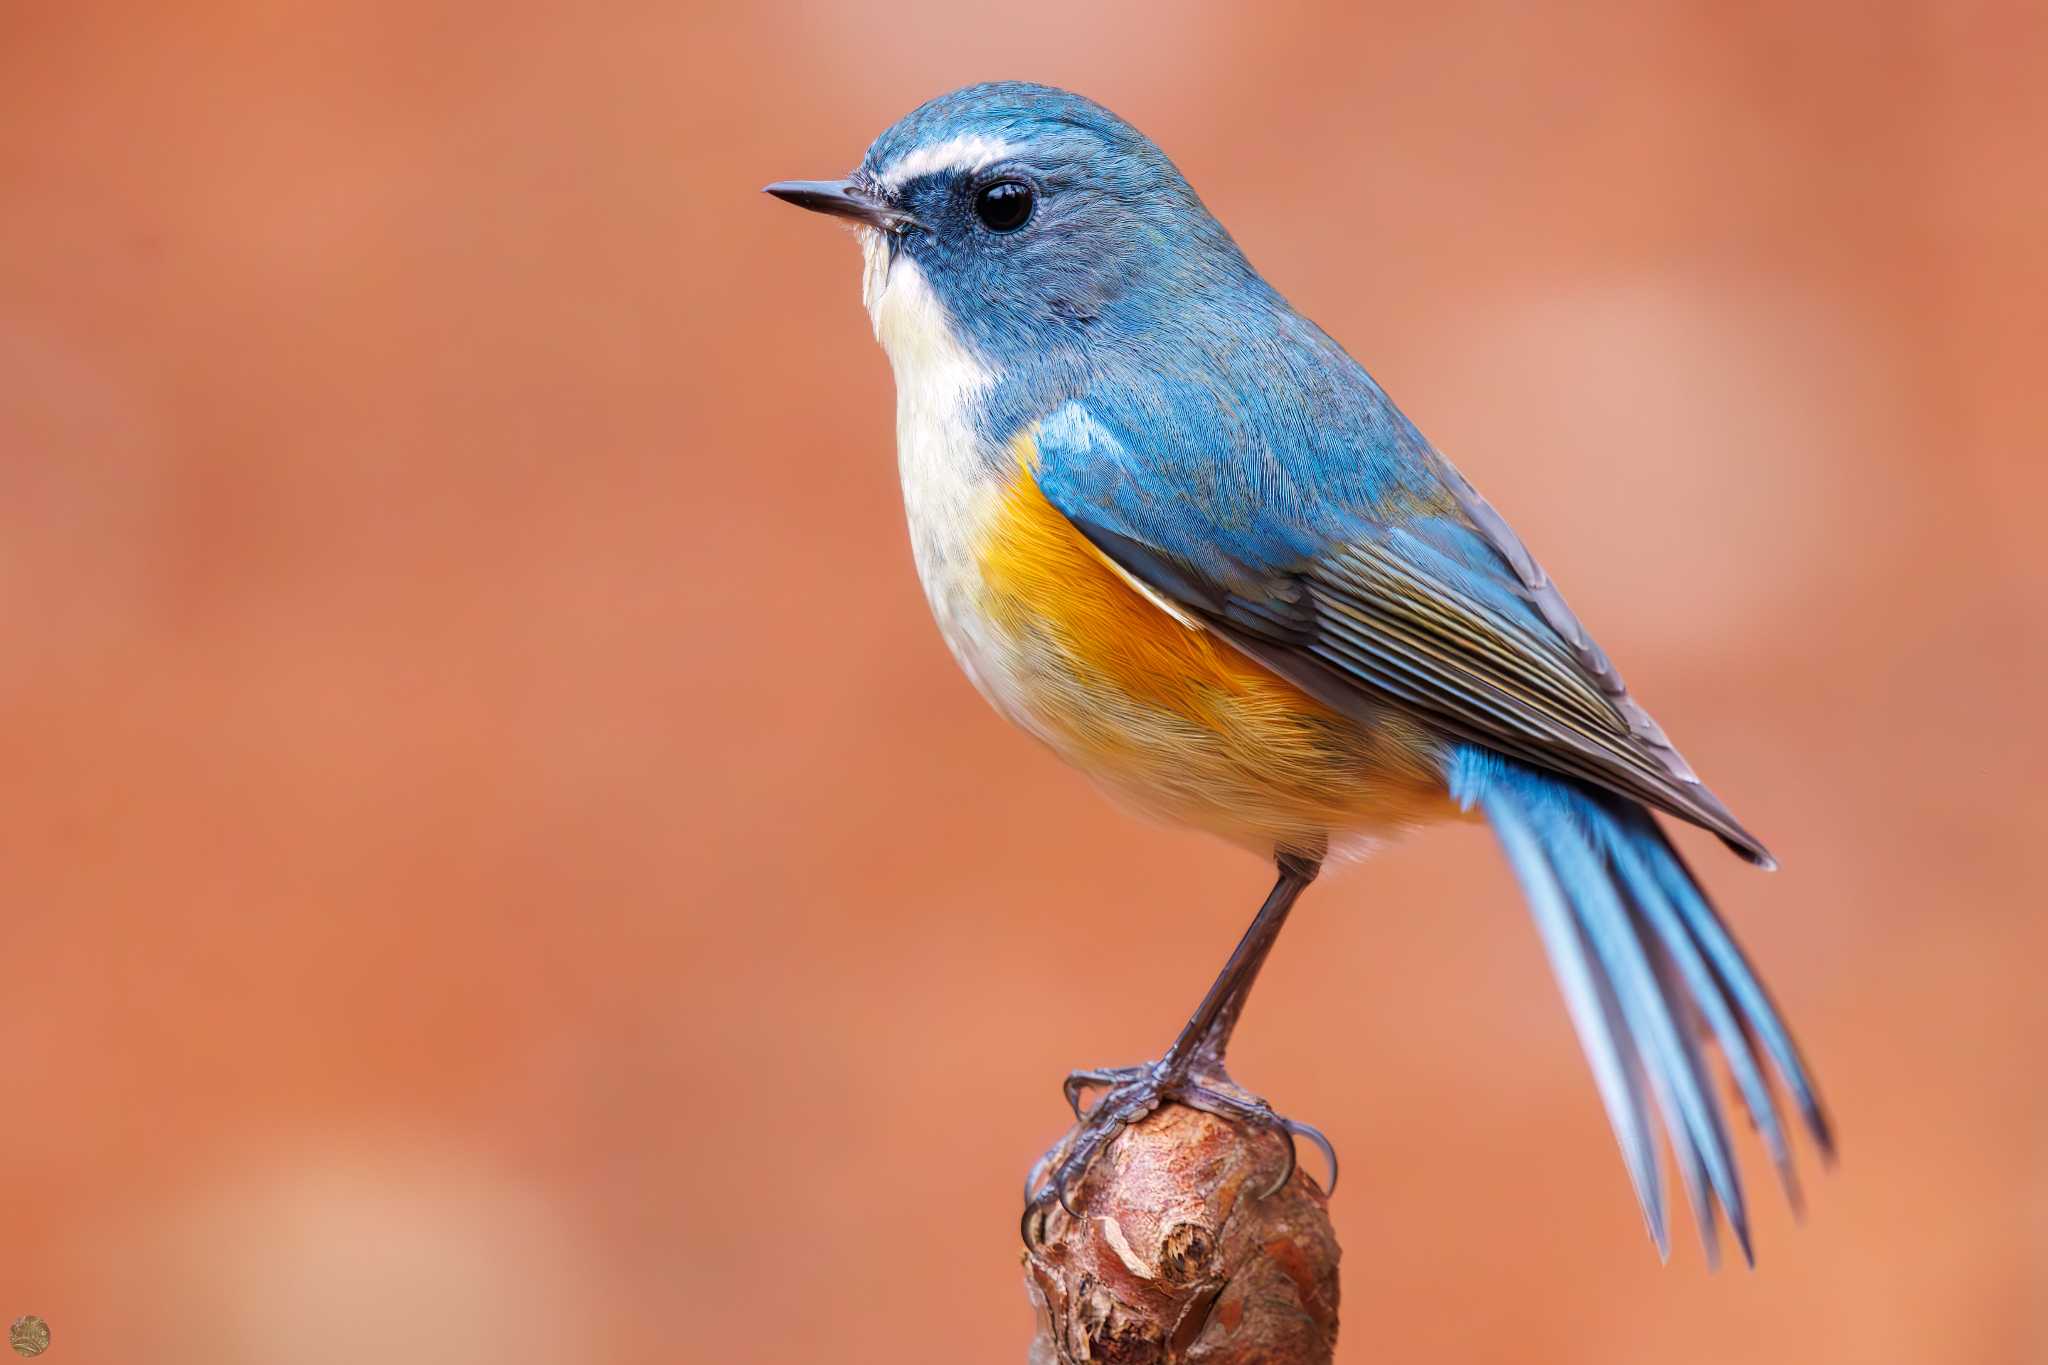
[974,180,1034,232]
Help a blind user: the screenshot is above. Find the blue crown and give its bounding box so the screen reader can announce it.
[861,82,1167,182]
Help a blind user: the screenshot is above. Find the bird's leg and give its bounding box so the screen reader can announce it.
[1188,854,1309,1071]
[1026,852,1337,1231]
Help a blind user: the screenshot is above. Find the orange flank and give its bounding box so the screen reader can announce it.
[974,440,1457,858]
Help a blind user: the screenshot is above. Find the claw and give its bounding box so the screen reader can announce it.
[1050,1136,1098,1217]
[1047,1106,1138,1218]
[1021,1190,1050,1248]
[1179,1081,1251,1122]
[1179,1082,1296,1200]
[1179,1082,1335,1199]
[1023,1145,1056,1203]
[1062,1066,1141,1122]
[1261,1120,1298,1199]
[1285,1117,1339,1195]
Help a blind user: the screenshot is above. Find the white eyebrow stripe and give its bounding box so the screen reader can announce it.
[876,134,1020,189]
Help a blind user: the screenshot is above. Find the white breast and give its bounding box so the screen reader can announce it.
[860,231,1031,722]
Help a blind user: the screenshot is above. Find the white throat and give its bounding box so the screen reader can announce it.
[859,228,993,497]
[857,229,1021,712]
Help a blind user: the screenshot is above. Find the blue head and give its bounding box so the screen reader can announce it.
[768,83,1269,377]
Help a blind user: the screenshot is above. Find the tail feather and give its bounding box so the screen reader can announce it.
[1645,836,1836,1162]
[1502,771,1747,1264]
[1449,747,1831,1264]
[1488,805,1668,1253]
[1648,948,1732,1264]
[1604,811,1805,1215]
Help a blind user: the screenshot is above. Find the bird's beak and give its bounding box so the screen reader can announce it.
[764,178,919,232]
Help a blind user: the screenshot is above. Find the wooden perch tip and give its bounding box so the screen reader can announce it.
[1023,1104,1340,1364]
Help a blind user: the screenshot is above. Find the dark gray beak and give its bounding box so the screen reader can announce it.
[764,178,919,232]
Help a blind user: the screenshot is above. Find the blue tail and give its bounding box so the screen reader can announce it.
[1448,747,1833,1266]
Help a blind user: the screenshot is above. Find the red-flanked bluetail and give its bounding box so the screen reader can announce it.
[768,82,1831,1267]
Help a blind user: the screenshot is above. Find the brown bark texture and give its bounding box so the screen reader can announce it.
[1023,1104,1340,1364]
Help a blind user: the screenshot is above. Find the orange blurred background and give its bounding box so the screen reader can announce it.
[3,2,2042,1361]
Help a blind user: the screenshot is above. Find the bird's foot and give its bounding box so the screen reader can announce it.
[1021,1055,1336,1239]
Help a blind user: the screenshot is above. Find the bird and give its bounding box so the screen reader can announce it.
[766,81,1830,1266]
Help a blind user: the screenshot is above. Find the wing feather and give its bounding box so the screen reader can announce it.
[1035,401,1774,865]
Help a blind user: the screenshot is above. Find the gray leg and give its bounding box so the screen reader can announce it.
[1025,854,1337,1234]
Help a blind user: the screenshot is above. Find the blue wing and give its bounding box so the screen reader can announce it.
[1027,364,1773,867]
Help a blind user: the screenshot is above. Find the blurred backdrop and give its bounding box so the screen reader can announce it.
[2,2,2043,1361]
